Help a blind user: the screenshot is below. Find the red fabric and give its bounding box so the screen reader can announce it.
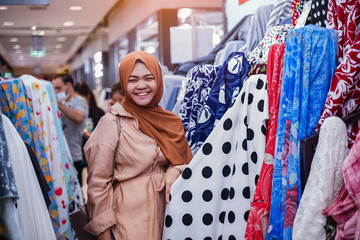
[291,0,301,26]
[245,43,286,240]
[318,0,360,147]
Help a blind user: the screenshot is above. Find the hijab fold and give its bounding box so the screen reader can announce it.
[119,51,192,165]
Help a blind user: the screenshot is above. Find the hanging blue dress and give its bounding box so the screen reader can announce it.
[191,52,251,153]
[266,25,338,240]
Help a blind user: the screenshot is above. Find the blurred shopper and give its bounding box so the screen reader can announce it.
[84,51,193,240]
[105,83,124,113]
[52,74,89,186]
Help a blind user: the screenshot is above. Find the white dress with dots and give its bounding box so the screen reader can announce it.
[162,74,269,240]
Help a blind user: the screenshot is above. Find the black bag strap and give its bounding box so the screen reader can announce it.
[110,116,121,182]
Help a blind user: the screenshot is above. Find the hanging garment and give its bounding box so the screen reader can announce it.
[180,64,221,149]
[190,52,251,154]
[21,75,69,237]
[2,114,56,240]
[239,4,275,54]
[0,199,24,240]
[214,41,246,66]
[247,24,292,65]
[266,25,338,240]
[0,78,60,233]
[291,0,311,25]
[0,108,18,199]
[248,63,267,77]
[318,0,360,147]
[265,0,292,34]
[163,74,268,240]
[292,117,347,240]
[306,0,330,27]
[44,80,84,213]
[245,42,286,240]
[323,131,360,240]
[159,74,185,109]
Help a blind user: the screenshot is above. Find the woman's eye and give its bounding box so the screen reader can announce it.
[129,79,136,83]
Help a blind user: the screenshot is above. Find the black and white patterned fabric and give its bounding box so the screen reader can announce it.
[306,0,330,27]
[162,75,268,240]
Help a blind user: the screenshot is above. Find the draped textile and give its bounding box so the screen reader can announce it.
[323,132,360,240]
[265,0,292,34]
[291,0,311,25]
[306,0,330,27]
[248,63,267,77]
[180,64,220,149]
[0,78,60,233]
[0,109,18,199]
[21,75,69,236]
[247,24,292,65]
[266,26,337,240]
[191,52,250,154]
[318,0,360,147]
[245,42,286,240]
[3,114,57,240]
[163,75,268,240]
[293,117,347,240]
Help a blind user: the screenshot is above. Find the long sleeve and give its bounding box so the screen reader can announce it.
[83,114,119,236]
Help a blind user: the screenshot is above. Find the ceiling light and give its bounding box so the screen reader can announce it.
[55,44,62,49]
[63,21,74,27]
[70,6,82,11]
[13,45,20,49]
[32,30,45,36]
[31,25,37,31]
[15,49,23,54]
[3,22,14,26]
[0,6,8,10]
[9,38,18,42]
[57,37,66,42]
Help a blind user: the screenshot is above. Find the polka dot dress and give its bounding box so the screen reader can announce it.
[162,75,268,240]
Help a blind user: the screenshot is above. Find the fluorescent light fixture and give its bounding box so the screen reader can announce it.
[9,37,18,42]
[178,8,192,19]
[3,22,14,26]
[63,21,74,26]
[31,26,37,31]
[70,6,82,11]
[57,37,66,42]
[13,45,20,49]
[146,46,156,54]
[55,44,62,49]
[94,51,102,63]
[0,6,8,10]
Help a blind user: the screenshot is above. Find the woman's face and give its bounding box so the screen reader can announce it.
[127,62,157,106]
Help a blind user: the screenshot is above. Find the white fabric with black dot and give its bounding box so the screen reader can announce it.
[162,74,268,240]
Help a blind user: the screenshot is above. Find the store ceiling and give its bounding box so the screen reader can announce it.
[0,0,118,75]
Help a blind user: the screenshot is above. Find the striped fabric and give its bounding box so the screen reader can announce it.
[265,0,292,34]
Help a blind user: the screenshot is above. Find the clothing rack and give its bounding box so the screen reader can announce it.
[300,108,360,192]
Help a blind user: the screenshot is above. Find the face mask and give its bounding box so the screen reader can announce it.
[56,88,69,102]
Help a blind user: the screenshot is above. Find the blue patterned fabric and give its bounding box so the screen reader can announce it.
[266,26,338,240]
[190,52,251,153]
[0,79,60,233]
[0,114,18,199]
[180,64,221,150]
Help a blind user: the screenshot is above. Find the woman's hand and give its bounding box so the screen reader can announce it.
[157,167,181,203]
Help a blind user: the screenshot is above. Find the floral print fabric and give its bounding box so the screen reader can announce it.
[318,0,360,147]
[266,26,337,240]
[245,42,286,240]
[0,79,60,233]
[190,52,250,154]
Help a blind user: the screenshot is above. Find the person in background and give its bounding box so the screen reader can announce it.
[105,83,124,113]
[84,51,193,240]
[52,74,89,186]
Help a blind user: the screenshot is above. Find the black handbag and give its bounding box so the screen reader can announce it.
[69,116,121,240]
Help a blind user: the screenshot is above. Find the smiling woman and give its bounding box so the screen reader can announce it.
[84,51,193,240]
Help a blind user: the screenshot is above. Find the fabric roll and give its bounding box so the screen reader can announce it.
[163,74,268,240]
[190,52,251,154]
[245,42,286,240]
[180,64,221,148]
[239,4,275,54]
[0,78,60,233]
[247,24,292,65]
[265,0,292,33]
[266,25,337,240]
[318,0,360,147]
[21,74,69,236]
[293,117,347,240]
[3,114,56,240]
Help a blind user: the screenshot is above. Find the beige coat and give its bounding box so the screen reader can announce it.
[84,103,172,239]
